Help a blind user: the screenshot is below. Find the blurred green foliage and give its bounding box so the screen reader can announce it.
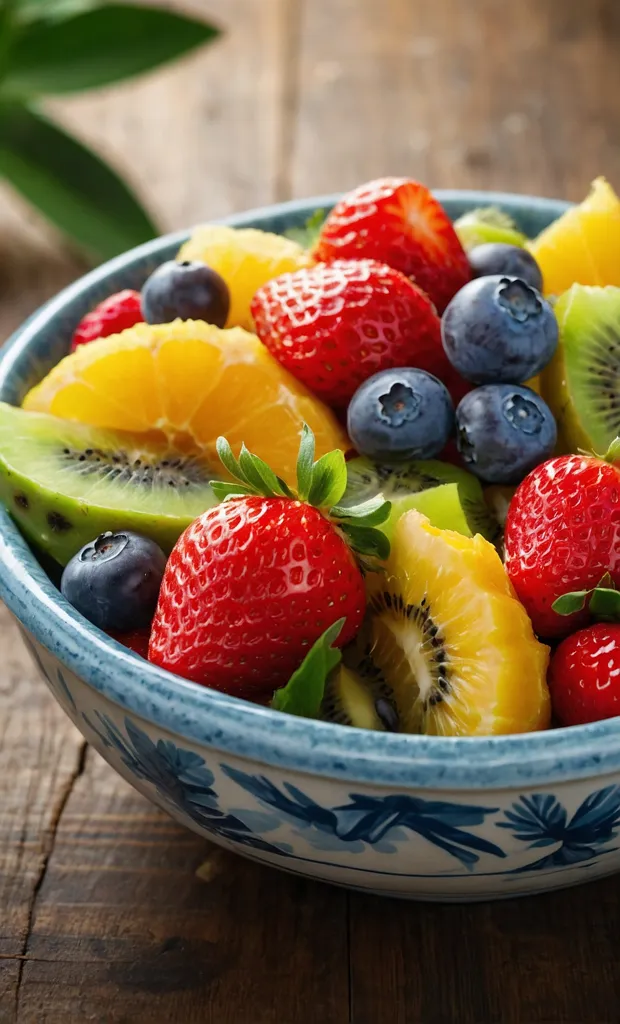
[0,0,220,261]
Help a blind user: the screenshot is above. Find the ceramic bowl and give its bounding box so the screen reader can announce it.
[3,191,620,903]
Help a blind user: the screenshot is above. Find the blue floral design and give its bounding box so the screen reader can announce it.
[223,766,505,868]
[498,787,620,872]
[83,711,289,857]
[20,630,77,714]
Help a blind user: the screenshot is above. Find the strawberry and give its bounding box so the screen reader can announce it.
[71,289,144,351]
[148,426,390,698]
[504,452,620,638]
[108,627,151,659]
[549,623,620,725]
[314,178,470,313]
[251,258,450,409]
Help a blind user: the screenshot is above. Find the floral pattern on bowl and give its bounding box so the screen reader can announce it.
[23,626,620,902]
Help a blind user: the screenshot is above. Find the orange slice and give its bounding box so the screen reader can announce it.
[527,177,620,296]
[364,510,551,735]
[22,321,348,486]
[178,226,311,331]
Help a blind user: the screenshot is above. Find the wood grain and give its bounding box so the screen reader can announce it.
[291,0,620,200]
[13,747,348,1024]
[2,0,620,1021]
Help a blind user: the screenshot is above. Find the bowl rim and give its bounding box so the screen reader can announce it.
[4,187,619,793]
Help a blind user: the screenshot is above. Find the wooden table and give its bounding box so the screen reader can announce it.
[2,2,620,1021]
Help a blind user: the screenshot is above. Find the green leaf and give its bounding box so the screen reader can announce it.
[552,590,590,616]
[209,481,253,502]
[16,1,100,25]
[215,436,246,484]
[340,524,390,560]
[331,495,391,527]
[271,620,344,718]
[0,102,156,260]
[4,4,220,96]
[308,450,347,508]
[284,209,326,249]
[239,446,293,498]
[296,424,315,500]
[588,588,620,622]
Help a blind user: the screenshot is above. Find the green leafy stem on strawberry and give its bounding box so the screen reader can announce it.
[210,423,392,561]
[553,573,620,622]
[208,425,392,719]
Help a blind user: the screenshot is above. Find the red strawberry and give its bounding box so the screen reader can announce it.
[549,623,620,725]
[314,178,470,313]
[149,427,389,698]
[108,627,151,659]
[71,289,143,351]
[251,259,450,409]
[504,453,620,638]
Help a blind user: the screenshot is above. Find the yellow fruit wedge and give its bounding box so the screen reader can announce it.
[527,177,620,296]
[22,321,348,487]
[364,511,551,736]
[178,225,311,331]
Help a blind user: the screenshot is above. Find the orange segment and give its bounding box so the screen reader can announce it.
[365,510,550,736]
[178,226,311,331]
[22,320,348,486]
[527,177,620,296]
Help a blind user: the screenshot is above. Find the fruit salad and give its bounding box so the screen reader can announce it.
[4,175,620,737]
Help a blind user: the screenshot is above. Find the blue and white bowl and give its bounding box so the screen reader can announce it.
[3,191,620,903]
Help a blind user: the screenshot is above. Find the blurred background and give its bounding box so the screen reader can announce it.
[2,0,619,341]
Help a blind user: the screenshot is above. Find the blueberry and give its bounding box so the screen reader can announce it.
[468,243,543,291]
[347,368,454,461]
[61,531,167,631]
[455,385,557,484]
[142,260,230,327]
[441,275,558,385]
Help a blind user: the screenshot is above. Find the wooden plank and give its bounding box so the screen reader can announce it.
[0,607,86,1019]
[349,879,620,1023]
[291,0,620,201]
[13,749,349,1023]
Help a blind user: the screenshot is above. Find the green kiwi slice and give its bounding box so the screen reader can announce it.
[541,285,620,453]
[343,456,501,547]
[320,663,399,731]
[453,206,527,251]
[0,402,219,565]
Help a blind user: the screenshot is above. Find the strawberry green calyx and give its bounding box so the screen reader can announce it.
[578,437,620,463]
[211,424,392,559]
[601,438,620,464]
[553,572,620,622]
[284,208,326,250]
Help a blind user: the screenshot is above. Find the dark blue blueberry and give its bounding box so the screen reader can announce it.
[142,260,230,327]
[441,275,558,385]
[468,243,543,291]
[455,385,557,484]
[61,531,167,631]
[347,368,454,461]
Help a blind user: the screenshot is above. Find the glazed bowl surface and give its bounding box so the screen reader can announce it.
[3,190,620,903]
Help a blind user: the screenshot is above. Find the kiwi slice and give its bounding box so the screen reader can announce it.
[363,511,551,736]
[0,402,219,565]
[541,285,620,453]
[343,456,500,546]
[320,663,399,731]
[453,207,527,251]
